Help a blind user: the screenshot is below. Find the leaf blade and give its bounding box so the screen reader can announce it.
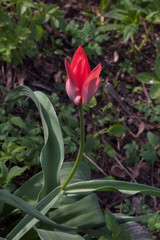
[6,187,73,240]
[5,86,64,197]
[36,228,85,240]
[65,180,160,197]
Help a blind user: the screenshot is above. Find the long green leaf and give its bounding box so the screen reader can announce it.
[0,188,64,232]
[36,228,84,240]
[65,180,160,197]
[60,162,91,185]
[14,171,43,205]
[116,213,155,224]
[5,86,64,197]
[49,194,105,228]
[13,162,90,207]
[6,187,73,240]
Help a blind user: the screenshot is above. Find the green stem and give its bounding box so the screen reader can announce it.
[61,104,85,190]
[139,23,153,51]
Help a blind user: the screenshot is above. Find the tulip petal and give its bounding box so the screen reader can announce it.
[65,59,81,104]
[81,63,102,105]
[70,45,91,88]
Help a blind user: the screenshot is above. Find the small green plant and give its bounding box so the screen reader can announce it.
[115,198,150,216]
[100,211,130,240]
[146,213,160,232]
[118,199,136,216]
[124,132,160,164]
[92,101,119,127]
[100,0,160,50]
[98,0,111,13]
[65,20,109,58]
[119,59,135,74]
[124,140,140,163]
[136,40,160,99]
[140,132,160,164]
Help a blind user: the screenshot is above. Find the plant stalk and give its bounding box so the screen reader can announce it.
[139,23,153,50]
[61,104,85,190]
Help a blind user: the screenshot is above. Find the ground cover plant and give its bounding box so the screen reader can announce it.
[0,0,160,239]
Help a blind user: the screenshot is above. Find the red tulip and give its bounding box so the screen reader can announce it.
[65,45,102,105]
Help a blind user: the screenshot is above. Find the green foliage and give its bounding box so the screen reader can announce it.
[115,198,150,216]
[140,132,160,164]
[136,40,160,99]
[124,140,140,163]
[98,0,111,13]
[5,86,64,198]
[116,199,136,216]
[0,1,159,237]
[104,144,116,158]
[93,101,119,127]
[100,0,160,48]
[146,213,160,232]
[65,20,109,58]
[100,2,142,43]
[0,1,66,65]
[124,131,160,164]
[2,84,160,240]
[99,211,130,240]
[0,9,37,65]
[0,88,43,190]
[107,123,128,137]
[83,134,101,171]
[134,100,160,123]
[36,229,84,240]
[119,59,135,74]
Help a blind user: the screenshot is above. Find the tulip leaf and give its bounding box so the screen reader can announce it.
[65,180,160,197]
[60,161,91,185]
[5,85,64,198]
[6,186,73,240]
[0,188,66,239]
[36,228,84,240]
[49,193,105,228]
[14,171,43,205]
[13,162,90,207]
